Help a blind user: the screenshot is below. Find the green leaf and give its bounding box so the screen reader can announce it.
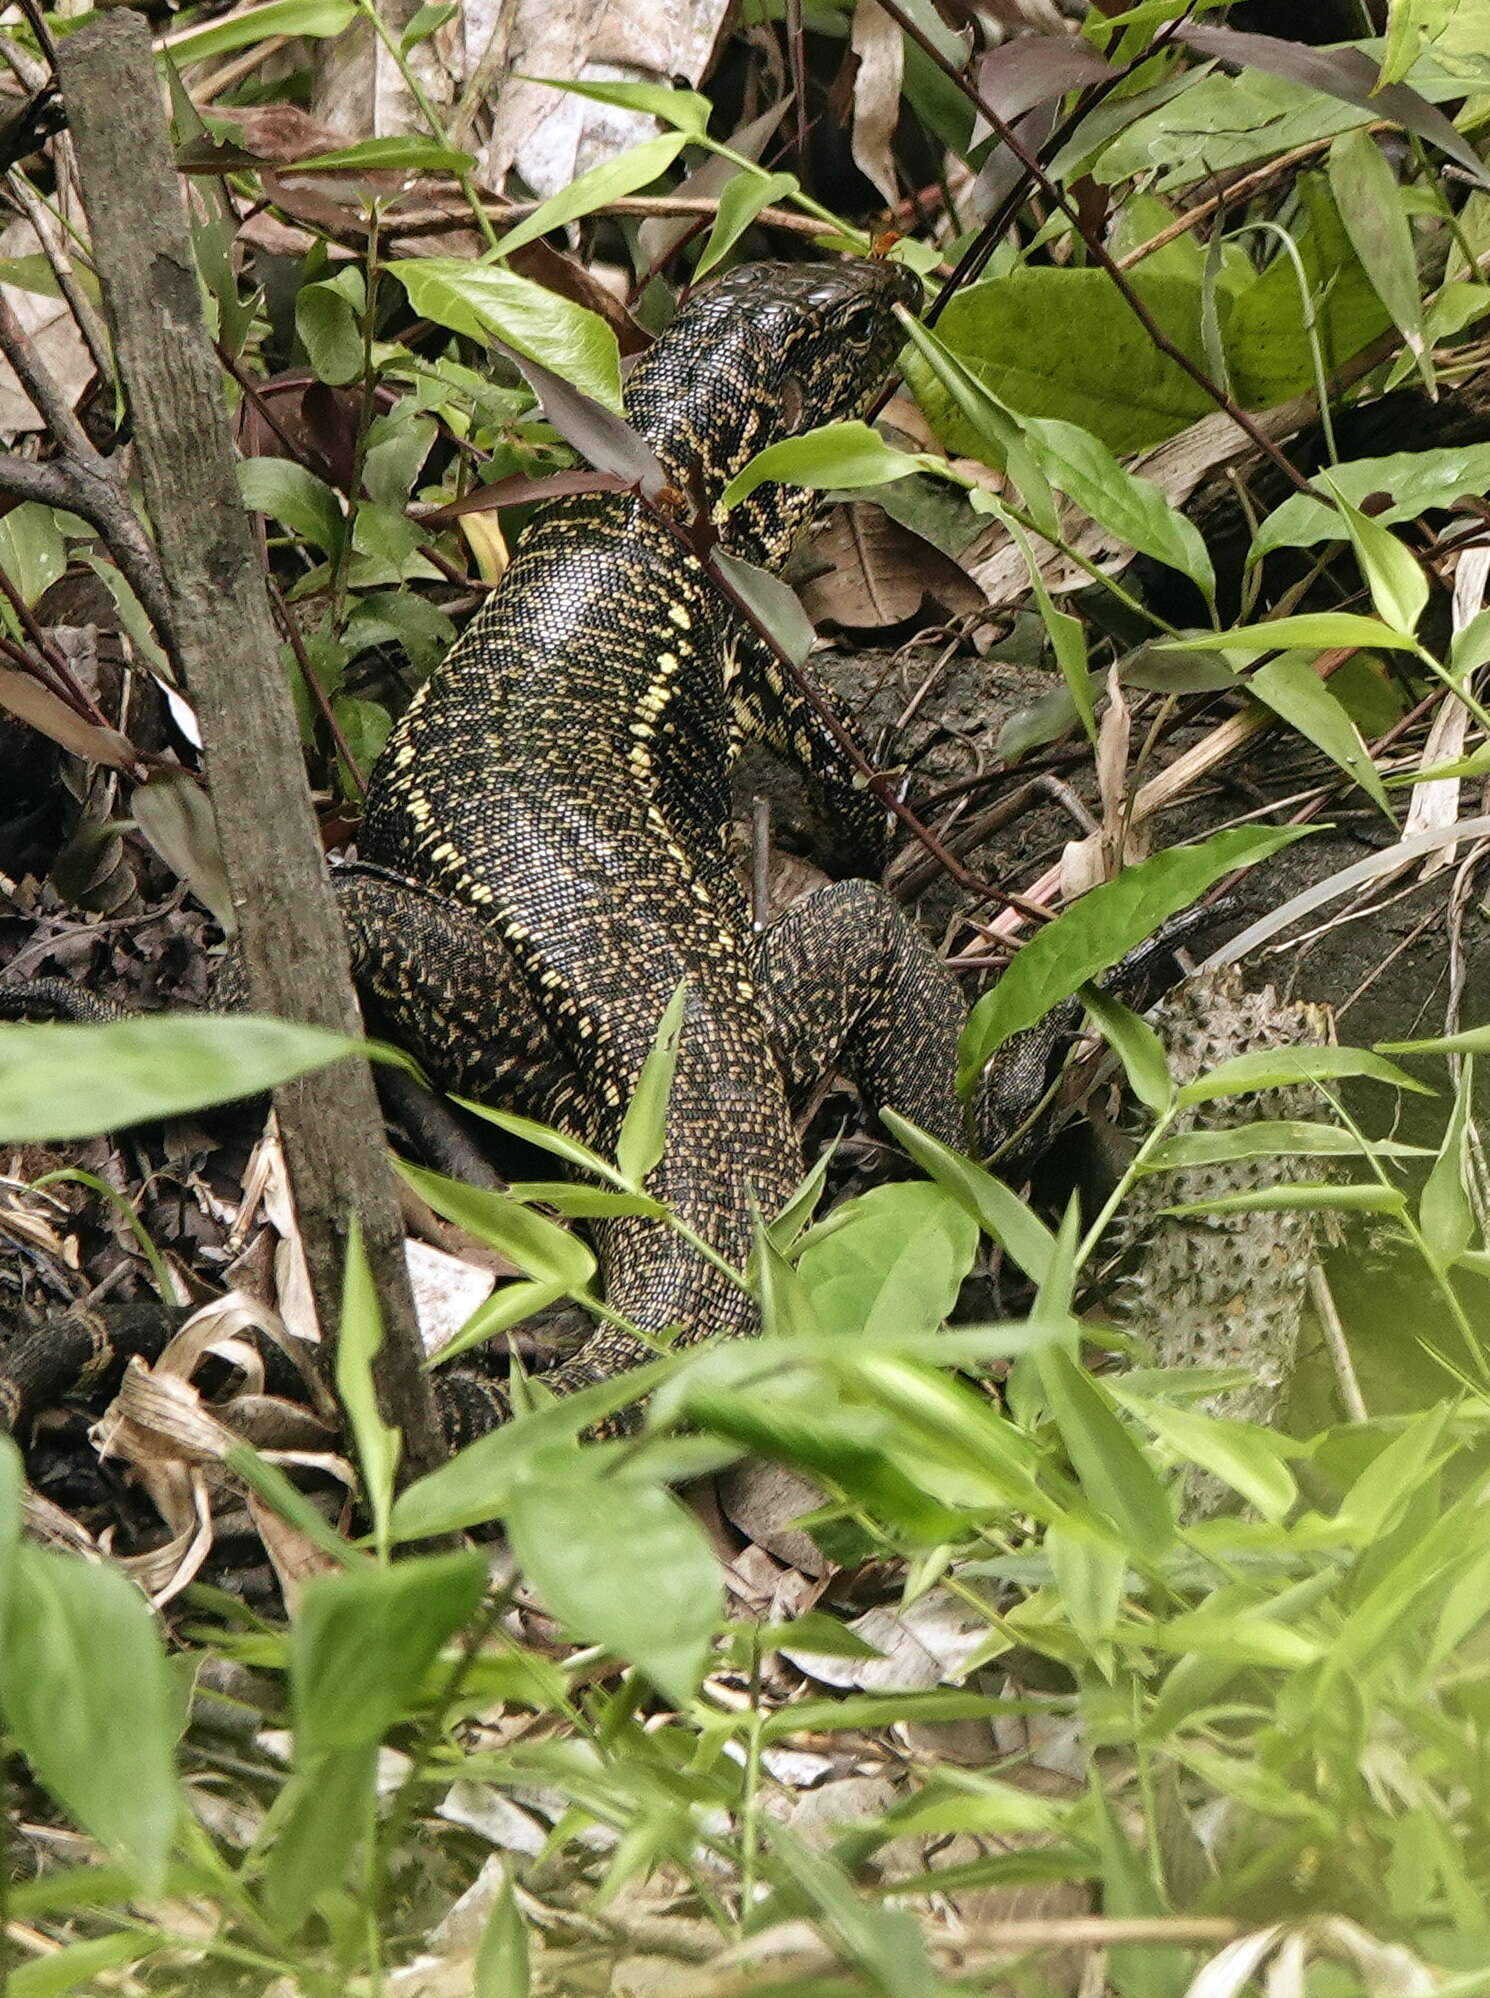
[1081,983,1173,1116]
[388,1357,679,1539]
[519,74,712,135]
[294,134,473,173]
[8,1935,164,1997]
[1035,1346,1172,1559]
[0,1435,17,1651]
[399,1,457,51]
[1251,444,1490,560]
[1046,1523,1126,1676]
[1318,472,1430,636]
[720,420,925,513]
[958,826,1309,1093]
[397,1159,597,1293]
[912,269,1216,454]
[495,133,689,260]
[296,267,366,386]
[1015,410,1216,602]
[335,1221,400,1559]
[796,1182,978,1340]
[897,312,1059,537]
[1248,651,1393,818]
[879,1109,1056,1285]
[507,1445,720,1704]
[1178,1045,1430,1103]
[1110,1391,1298,1521]
[1,1545,180,1888]
[1420,1053,1475,1271]
[237,456,345,556]
[1329,127,1432,391]
[695,168,800,279]
[1167,1187,1407,1222]
[1160,611,1421,654]
[615,979,687,1187]
[162,0,355,66]
[762,1823,938,1997]
[292,1551,487,1754]
[476,1867,531,1998]
[0,1015,371,1141]
[263,1743,374,1930]
[1141,1120,1421,1169]
[711,547,817,664]
[389,260,624,412]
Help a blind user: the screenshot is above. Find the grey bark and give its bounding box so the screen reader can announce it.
[56,13,446,1478]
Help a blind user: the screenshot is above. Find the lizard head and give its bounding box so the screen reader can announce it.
[625,257,922,565]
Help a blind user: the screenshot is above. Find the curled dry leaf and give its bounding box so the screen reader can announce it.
[850,0,903,210]
[798,503,987,632]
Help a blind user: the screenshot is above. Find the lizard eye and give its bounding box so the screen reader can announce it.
[839,304,879,347]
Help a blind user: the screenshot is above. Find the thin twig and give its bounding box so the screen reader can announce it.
[5,167,112,386]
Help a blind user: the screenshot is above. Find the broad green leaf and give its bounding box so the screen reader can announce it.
[1420,1053,1475,1271]
[389,260,624,412]
[0,1015,373,1141]
[162,0,355,66]
[388,1356,679,1539]
[796,1182,978,1340]
[615,979,687,1186]
[1136,1608,1321,1668]
[397,1159,597,1292]
[879,1109,1057,1284]
[1035,1346,1172,1559]
[292,1551,487,1754]
[265,239,357,370]
[1319,473,1430,636]
[399,0,456,50]
[720,420,924,514]
[1016,411,1216,601]
[1178,1045,1430,1104]
[1379,0,1457,86]
[1110,1391,1298,1521]
[1329,127,1431,390]
[263,1743,374,1930]
[695,168,800,279]
[1,1545,180,1889]
[335,1221,400,1558]
[476,1867,531,1998]
[912,269,1216,455]
[958,826,1309,1093]
[1160,612,1420,655]
[237,457,345,555]
[1081,983,1173,1116]
[507,1444,720,1704]
[433,1276,569,1364]
[711,547,817,664]
[518,74,712,135]
[1248,651,1393,817]
[1251,444,1490,560]
[496,133,689,260]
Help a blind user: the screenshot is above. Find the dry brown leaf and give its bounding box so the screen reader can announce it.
[849,0,903,209]
[799,504,986,632]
